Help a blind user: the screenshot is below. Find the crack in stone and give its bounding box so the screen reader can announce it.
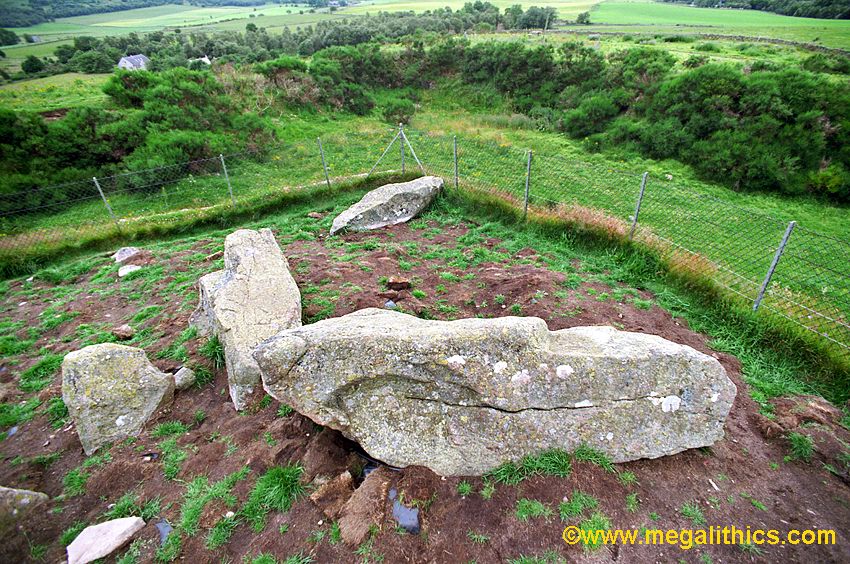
[403,394,668,414]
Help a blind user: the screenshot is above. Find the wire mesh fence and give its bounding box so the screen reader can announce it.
[1,125,847,361]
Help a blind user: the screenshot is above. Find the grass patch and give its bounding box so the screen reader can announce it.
[19,353,64,392]
[559,490,599,520]
[573,444,616,473]
[159,437,188,480]
[515,498,552,522]
[486,448,572,485]
[680,501,707,526]
[199,335,225,370]
[151,421,190,438]
[242,464,305,532]
[786,432,814,462]
[60,521,87,546]
[579,512,612,551]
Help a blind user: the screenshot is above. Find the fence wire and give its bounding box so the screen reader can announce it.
[1,125,847,361]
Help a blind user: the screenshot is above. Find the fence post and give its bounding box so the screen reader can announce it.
[220,154,235,206]
[92,177,120,232]
[629,172,649,240]
[317,137,331,189]
[753,220,796,312]
[399,123,405,174]
[523,150,533,221]
[453,135,458,190]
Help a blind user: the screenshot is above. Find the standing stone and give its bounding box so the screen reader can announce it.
[67,517,145,564]
[254,308,737,476]
[190,229,302,410]
[0,486,49,534]
[62,343,175,455]
[330,176,443,235]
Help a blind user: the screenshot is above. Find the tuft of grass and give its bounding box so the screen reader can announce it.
[0,397,41,428]
[243,464,305,533]
[680,501,707,526]
[786,432,814,462]
[467,530,490,544]
[277,404,294,417]
[625,492,639,513]
[456,480,473,496]
[559,490,599,520]
[515,498,552,522]
[44,397,68,429]
[152,421,190,438]
[206,514,239,549]
[486,449,572,485]
[617,471,638,487]
[159,437,188,480]
[480,480,495,500]
[579,512,612,551]
[103,491,161,521]
[19,353,64,392]
[193,365,214,388]
[62,468,88,498]
[60,521,87,546]
[573,444,615,473]
[199,336,225,370]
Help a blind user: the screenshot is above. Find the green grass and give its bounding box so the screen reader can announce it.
[103,491,161,521]
[199,335,225,370]
[59,521,87,546]
[151,420,190,438]
[19,352,64,392]
[456,480,473,496]
[559,490,599,520]
[514,498,553,522]
[786,432,814,462]
[572,444,616,473]
[62,467,88,497]
[159,437,188,480]
[680,501,707,526]
[486,448,573,485]
[578,512,612,551]
[242,464,305,532]
[590,1,850,50]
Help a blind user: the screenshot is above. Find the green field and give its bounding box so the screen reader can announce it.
[0,73,109,111]
[346,0,598,18]
[585,0,850,49]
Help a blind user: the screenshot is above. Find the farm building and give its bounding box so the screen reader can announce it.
[117,54,150,71]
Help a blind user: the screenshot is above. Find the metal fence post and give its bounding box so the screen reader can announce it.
[399,123,405,174]
[92,177,120,231]
[523,150,533,221]
[453,135,458,189]
[220,154,235,206]
[629,172,649,240]
[317,138,331,189]
[753,220,796,311]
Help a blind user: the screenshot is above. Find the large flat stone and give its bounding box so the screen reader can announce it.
[254,308,736,476]
[190,228,302,410]
[67,517,145,564]
[330,176,443,235]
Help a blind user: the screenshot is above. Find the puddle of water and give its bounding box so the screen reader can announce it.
[388,488,420,534]
[155,520,173,545]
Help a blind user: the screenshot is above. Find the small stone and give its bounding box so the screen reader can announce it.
[25,276,34,283]
[112,247,141,263]
[112,324,135,341]
[18,302,26,307]
[307,212,323,219]
[225,511,235,519]
[67,517,145,564]
[386,276,412,291]
[384,300,397,310]
[173,367,196,391]
[118,265,142,278]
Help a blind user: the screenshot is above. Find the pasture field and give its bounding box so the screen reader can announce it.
[4,3,342,41]
[345,0,599,18]
[0,72,110,111]
[585,0,850,49]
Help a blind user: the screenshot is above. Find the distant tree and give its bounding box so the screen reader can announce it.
[576,12,591,24]
[23,33,35,43]
[246,22,258,32]
[381,97,415,124]
[0,29,19,46]
[69,50,114,73]
[21,55,45,74]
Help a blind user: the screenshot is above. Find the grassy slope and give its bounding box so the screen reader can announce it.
[588,0,850,49]
[0,73,110,111]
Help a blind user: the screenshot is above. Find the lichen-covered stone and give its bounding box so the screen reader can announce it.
[330,176,443,235]
[0,486,48,534]
[254,308,737,476]
[190,228,301,410]
[62,343,174,455]
[173,366,196,390]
